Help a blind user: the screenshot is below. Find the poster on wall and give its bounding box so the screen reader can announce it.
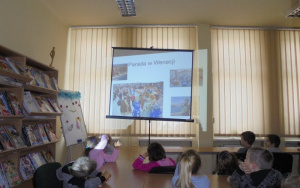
[58,90,87,147]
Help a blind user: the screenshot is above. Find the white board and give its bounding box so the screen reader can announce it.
[58,90,87,147]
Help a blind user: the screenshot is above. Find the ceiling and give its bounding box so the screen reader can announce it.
[40,0,300,28]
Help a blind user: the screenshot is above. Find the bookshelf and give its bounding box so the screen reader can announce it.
[0,45,61,188]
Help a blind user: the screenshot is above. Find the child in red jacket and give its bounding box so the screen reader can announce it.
[132,142,176,172]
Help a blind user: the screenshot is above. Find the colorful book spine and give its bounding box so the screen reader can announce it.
[2,159,22,187]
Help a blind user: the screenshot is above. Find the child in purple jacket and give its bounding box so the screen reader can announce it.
[132,142,176,172]
[85,134,121,170]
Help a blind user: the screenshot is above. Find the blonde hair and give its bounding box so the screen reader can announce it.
[70,157,97,178]
[176,149,201,188]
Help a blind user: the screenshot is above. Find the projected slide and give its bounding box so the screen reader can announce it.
[108,48,193,121]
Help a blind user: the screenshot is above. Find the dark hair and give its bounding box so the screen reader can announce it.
[241,131,256,145]
[147,142,166,162]
[267,134,281,148]
[214,151,239,175]
[85,136,99,156]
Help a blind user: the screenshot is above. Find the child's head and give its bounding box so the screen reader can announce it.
[245,148,273,172]
[70,157,97,178]
[240,131,256,147]
[265,134,281,148]
[215,151,239,175]
[177,149,201,188]
[85,136,99,156]
[147,142,166,162]
[281,174,300,188]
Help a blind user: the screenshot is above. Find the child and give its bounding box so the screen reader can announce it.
[214,150,239,175]
[172,149,210,188]
[237,131,256,153]
[228,147,283,188]
[56,156,111,188]
[132,142,176,172]
[265,134,282,153]
[85,134,121,170]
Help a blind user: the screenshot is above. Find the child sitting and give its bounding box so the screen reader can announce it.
[56,156,111,188]
[237,131,256,153]
[85,134,121,170]
[213,150,239,175]
[265,134,282,153]
[228,147,283,188]
[172,149,210,188]
[132,142,176,172]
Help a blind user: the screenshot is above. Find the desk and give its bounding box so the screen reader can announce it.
[99,147,232,188]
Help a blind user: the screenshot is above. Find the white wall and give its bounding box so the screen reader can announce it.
[0,0,68,163]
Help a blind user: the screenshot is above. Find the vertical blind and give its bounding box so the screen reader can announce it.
[212,28,300,136]
[66,26,198,137]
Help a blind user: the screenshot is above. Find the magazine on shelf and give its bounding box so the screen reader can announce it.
[4,125,26,148]
[0,93,11,116]
[19,155,35,180]
[50,77,59,90]
[3,91,23,115]
[0,163,9,188]
[41,150,55,163]
[34,96,54,113]
[23,91,41,113]
[25,65,38,86]
[22,124,39,146]
[4,57,20,74]
[0,92,13,115]
[0,56,13,72]
[0,126,15,150]
[5,57,29,77]
[31,124,43,145]
[0,75,22,87]
[37,124,49,143]
[40,72,54,89]
[44,123,57,142]
[27,152,46,170]
[2,159,22,187]
[47,98,62,113]
[30,68,46,88]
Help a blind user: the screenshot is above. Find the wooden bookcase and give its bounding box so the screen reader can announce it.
[0,45,61,188]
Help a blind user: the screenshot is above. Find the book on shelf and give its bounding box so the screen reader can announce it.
[37,124,49,143]
[0,126,15,150]
[44,123,57,142]
[3,91,23,115]
[50,77,59,90]
[0,75,22,87]
[25,65,38,86]
[4,125,26,148]
[47,98,62,113]
[34,96,54,113]
[19,155,35,180]
[2,159,22,187]
[23,91,41,113]
[0,163,9,188]
[41,150,55,163]
[0,56,13,72]
[22,124,39,146]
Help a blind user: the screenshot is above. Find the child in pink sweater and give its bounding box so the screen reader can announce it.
[85,134,121,170]
[132,142,176,172]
